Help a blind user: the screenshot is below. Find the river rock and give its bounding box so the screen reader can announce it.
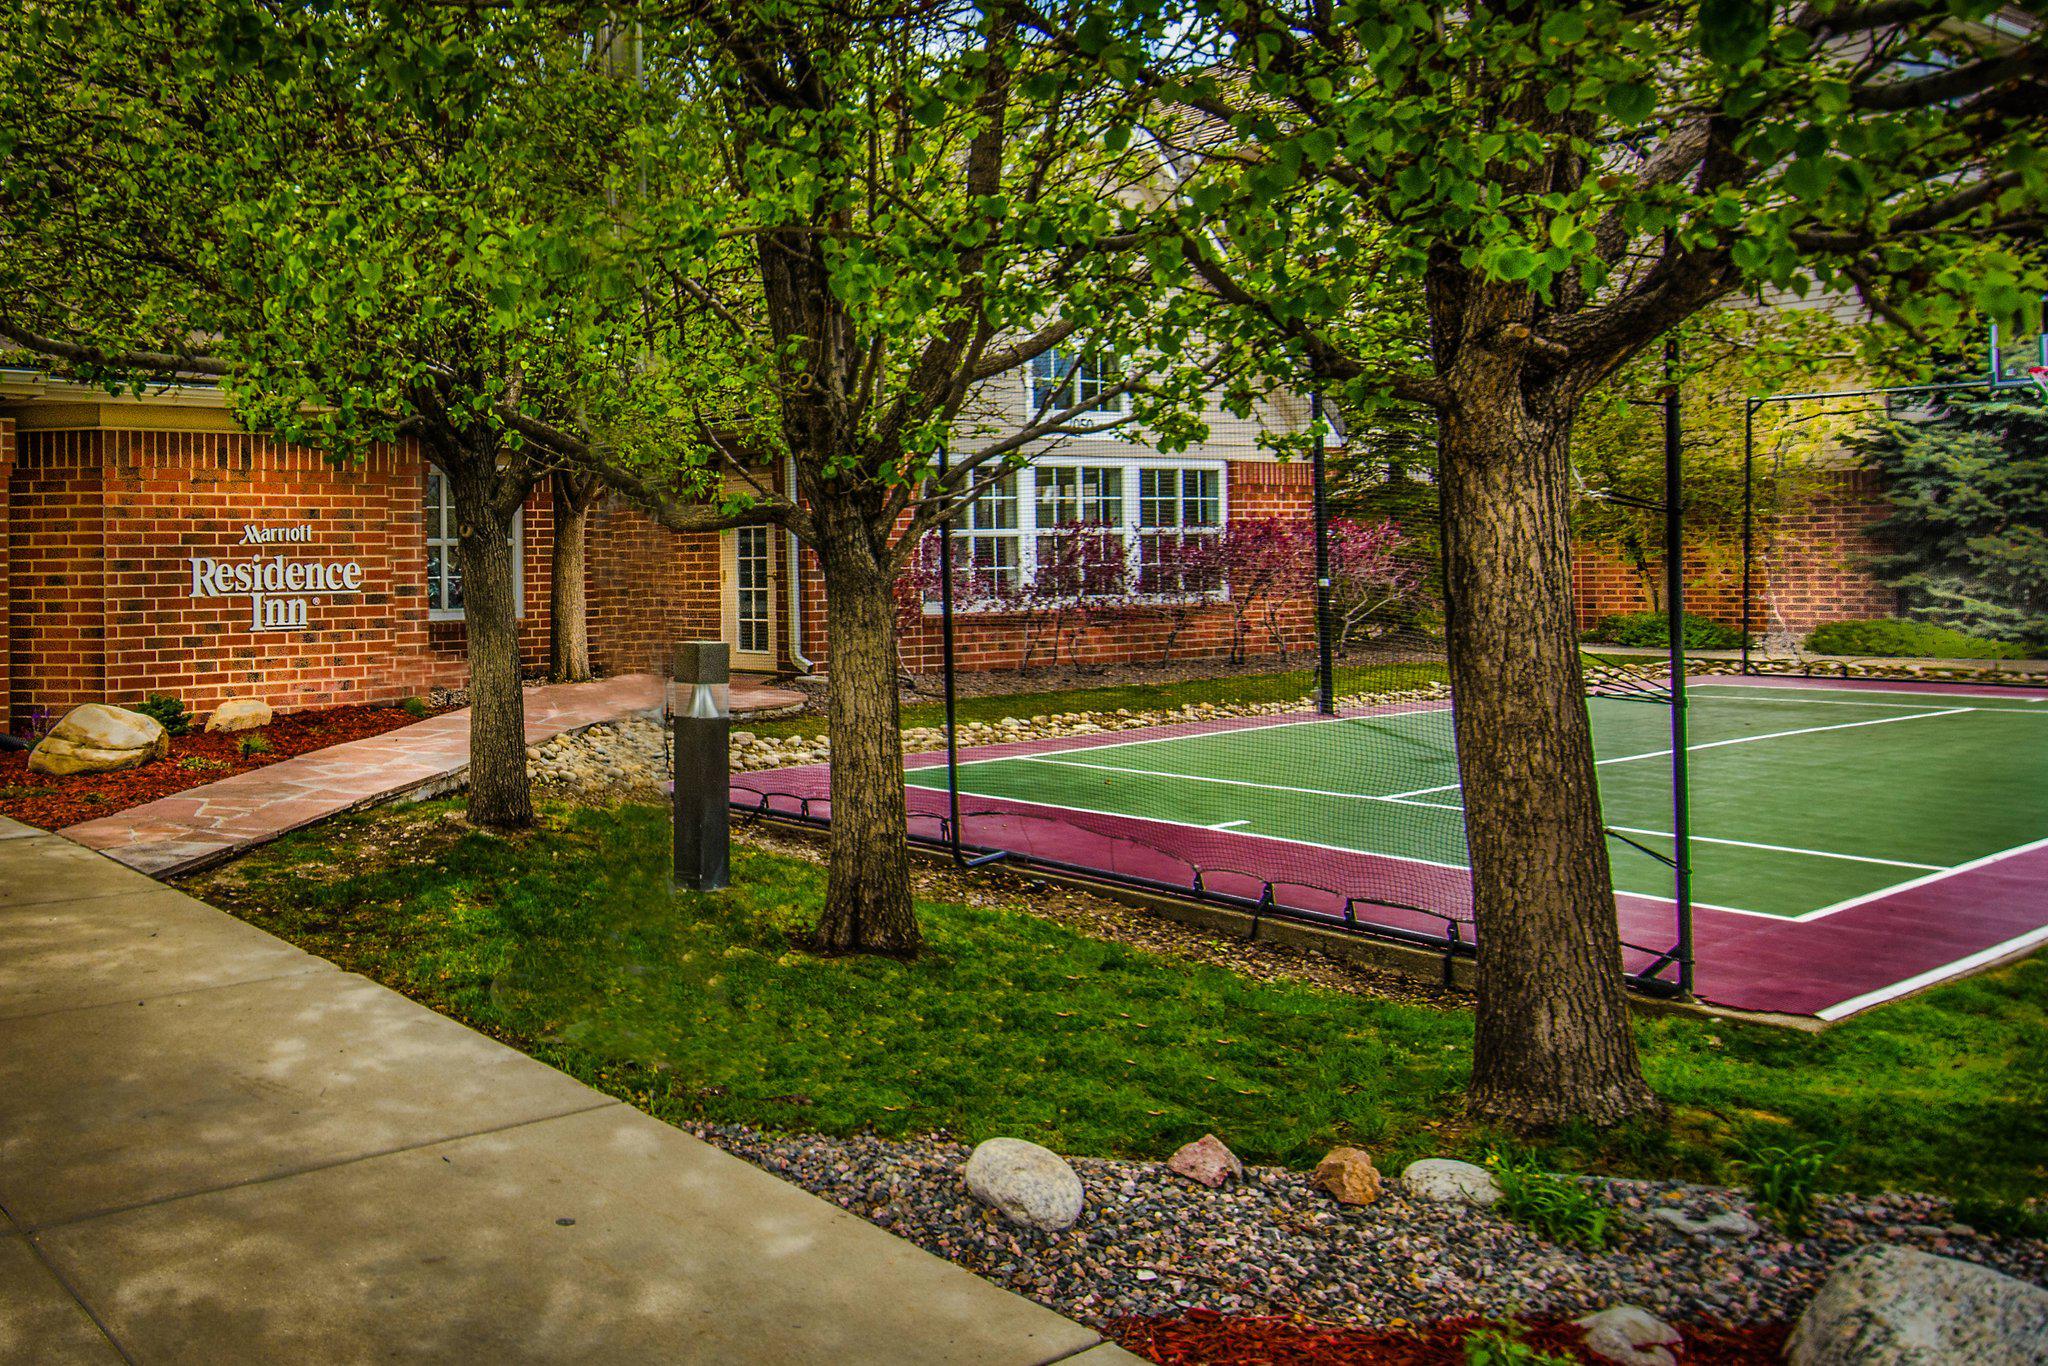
[1167,1134,1243,1189]
[964,1137,1084,1231]
[1401,1157,1503,1208]
[204,697,274,733]
[1314,1146,1381,1206]
[1576,1305,1682,1366]
[1787,1244,2048,1365]
[28,704,170,776]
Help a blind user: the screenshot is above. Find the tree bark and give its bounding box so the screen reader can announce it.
[809,505,920,957]
[550,472,595,683]
[1439,394,1658,1127]
[444,450,535,830]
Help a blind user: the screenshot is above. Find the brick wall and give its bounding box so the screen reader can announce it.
[0,417,12,722]
[6,427,554,729]
[584,495,723,678]
[1573,469,1898,637]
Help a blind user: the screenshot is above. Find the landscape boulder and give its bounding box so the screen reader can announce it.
[964,1138,1084,1231]
[204,697,273,733]
[1400,1157,1503,1208]
[1787,1244,2048,1365]
[1313,1146,1382,1206]
[1651,1206,1760,1240]
[28,704,170,776]
[1167,1134,1243,1189]
[1575,1305,1682,1366]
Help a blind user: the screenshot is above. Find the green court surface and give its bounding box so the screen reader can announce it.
[905,681,2048,918]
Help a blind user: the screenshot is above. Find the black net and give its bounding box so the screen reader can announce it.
[1738,370,2047,688]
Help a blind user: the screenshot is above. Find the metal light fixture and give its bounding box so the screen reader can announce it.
[669,640,730,891]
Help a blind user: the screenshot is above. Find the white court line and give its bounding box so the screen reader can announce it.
[1014,754,1469,812]
[1690,682,2047,705]
[944,703,1452,769]
[1789,834,2048,923]
[1208,819,1250,830]
[1816,923,2048,1020]
[1604,825,1945,871]
[1380,707,1965,801]
[1688,693,2045,715]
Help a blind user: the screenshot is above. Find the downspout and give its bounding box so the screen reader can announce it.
[784,454,814,674]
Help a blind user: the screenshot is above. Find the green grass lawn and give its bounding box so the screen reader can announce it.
[189,799,2048,1213]
[747,660,1447,739]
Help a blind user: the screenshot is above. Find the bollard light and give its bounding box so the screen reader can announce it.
[669,640,730,892]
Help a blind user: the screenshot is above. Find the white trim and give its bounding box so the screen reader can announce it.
[1814,924,2048,1019]
[1787,834,2048,922]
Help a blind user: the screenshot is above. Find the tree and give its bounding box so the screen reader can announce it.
[1852,388,2048,643]
[1032,0,2048,1122]
[1219,515,1314,661]
[1328,517,1428,651]
[579,0,1216,955]
[551,471,604,683]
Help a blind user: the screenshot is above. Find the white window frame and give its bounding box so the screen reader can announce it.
[933,455,1228,612]
[734,525,774,655]
[425,465,524,623]
[1027,346,1128,418]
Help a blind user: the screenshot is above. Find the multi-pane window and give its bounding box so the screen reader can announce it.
[1137,468,1223,595]
[936,461,1225,604]
[425,467,522,621]
[735,526,772,654]
[951,472,1022,597]
[1029,347,1124,415]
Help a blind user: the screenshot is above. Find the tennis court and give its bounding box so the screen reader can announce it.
[735,676,2048,1018]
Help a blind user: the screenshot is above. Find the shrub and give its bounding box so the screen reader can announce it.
[1950,1193,2048,1240]
[1739,1141,1832,1236]
[1590,611,1745,650]
[400,696,432,719]
[134,693,193,736]
[176,756,230,773]
[1485,1150,1615,1250]
[1803,618,2030,660]
[237,733,274,758]
[1461,1324,1575,1366]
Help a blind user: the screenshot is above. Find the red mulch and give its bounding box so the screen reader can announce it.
[0,702,451,831]
[1112,1310,1790,1365]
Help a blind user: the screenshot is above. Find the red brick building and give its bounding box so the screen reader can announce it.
[0,372,1315,729]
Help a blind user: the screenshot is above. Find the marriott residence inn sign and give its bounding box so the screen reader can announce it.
[189,524,366,632]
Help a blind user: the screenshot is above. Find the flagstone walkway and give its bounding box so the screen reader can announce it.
[0,817,1133,1363]
[61,674,804,878]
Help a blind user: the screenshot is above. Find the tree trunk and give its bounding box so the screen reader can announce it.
[445,453,535,830]
[810,512,920,956]
[1440,396,1658,1127]
[550,473,593,683]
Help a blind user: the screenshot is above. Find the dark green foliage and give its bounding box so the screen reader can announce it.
[1852,392,2048,644]
[1461,1323,1576,1366]
[237,732,273,757]
[1950,1193,2048,1240]
[1591,611,1746,650]
[400,696,432,719]
[1484,1149,1615,1249]
[134,693,192,737]
[1803,618,2029,660]
[1739,1141,1832,1236]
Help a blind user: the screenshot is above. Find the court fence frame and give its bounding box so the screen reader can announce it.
[786,373,1703,1001]
[1738,327,2048,690]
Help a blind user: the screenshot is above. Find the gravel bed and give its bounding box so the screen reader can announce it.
[681,1123,2047,1333]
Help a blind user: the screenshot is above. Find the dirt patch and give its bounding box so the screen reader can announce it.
[0,701,455,831]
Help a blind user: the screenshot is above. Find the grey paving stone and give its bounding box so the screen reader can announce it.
[0,971,615,1227]
[0,1236,122,1363]
[0,887,331,1021]
[0,838,141,908]
[41,1105,1107,1365]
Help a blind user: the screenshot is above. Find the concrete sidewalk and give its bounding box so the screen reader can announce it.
[60,673,803,879]
[0,818,1136,1363]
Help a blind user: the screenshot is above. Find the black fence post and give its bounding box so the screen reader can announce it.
[1664,337,1694,996]
[936,450,965,863]
[1310,390,1335,715]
